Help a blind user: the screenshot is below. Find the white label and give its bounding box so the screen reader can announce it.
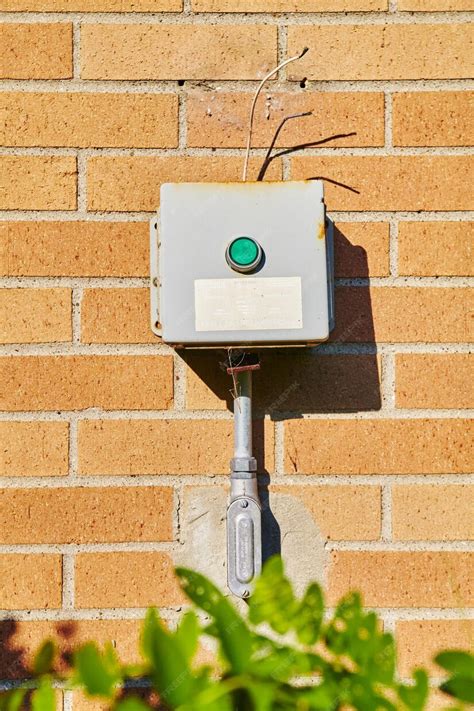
[194,277,303,332]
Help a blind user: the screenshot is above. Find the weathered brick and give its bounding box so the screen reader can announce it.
[0,487,174,544]
[0,0,181,9]
[291,156,473,211]
[193,0,386,9]
[81,24,277,80]
[0,554,62,610]
[78,419,274,475]
[328,552,473,607]
[392,485,474,541]
[0,619,142,680]
[396,354,474,409]
[396,620,474,676]
[75,552,181,608]
[393,91,474,147]
[398,222,474,277]
[0,157,77,211]
[0,288,71,344]
[186,353,381,413]
[398,0,472,10]
[0,421,69,477]
[87,156,281,212]
[0,355,173,411]
[334,223,390,278]
[332,287,472,343]
[2,93,178,148]
[288,25,474,80]
[81,289,154,344]
[0,23,72,79]
[274,485,381,540]
[0,222,149,278]
[187,91,384,148]
[285,418,472,474]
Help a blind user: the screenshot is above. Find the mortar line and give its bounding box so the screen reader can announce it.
[384,90,393,150]
[71,287,82,344]
[72,21,81,80]
[389,217,399,276]
[61,554,75,610]
[1,78,473,93]
[68,419,78,479]
[0,473,472,488]
[1,10,474,23]
[173,352,187,410]
[274,420,285,474]
[380,483,393,541]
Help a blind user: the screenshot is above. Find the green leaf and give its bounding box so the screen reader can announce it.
[33,641,56,676]
[398,669,429,711]
[31,678,56,711]
[140,607,195,707]
[175,567,252,675]
[0,690,26,711]
[294,583,324,646]
[440,676,474,704]
[114,697,149,711]
[248,556,298,635]
[174,610,200,663]
[435,651,474,678]
[73,642,121,698]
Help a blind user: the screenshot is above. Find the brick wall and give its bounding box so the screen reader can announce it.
[0,0,473,702]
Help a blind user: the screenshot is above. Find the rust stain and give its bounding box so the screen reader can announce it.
[317,222,325,240]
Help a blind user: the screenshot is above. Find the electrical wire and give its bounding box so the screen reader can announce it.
[242,47,309,182]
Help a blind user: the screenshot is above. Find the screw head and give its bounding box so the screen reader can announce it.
[240,500,249,508]
[242,589,250,598]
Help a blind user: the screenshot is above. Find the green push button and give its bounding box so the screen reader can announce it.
[226,236,263,273]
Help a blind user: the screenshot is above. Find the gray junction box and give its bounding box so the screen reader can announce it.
[150,180,334,348]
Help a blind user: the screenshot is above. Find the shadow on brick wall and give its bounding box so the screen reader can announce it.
[182,229,380,561]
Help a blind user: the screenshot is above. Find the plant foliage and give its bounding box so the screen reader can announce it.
[1,557,472,711]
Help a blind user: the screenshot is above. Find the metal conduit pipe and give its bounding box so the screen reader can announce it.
[227,368,262,598]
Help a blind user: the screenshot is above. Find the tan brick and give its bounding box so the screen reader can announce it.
[0,157,77,211]
[187,91,384,148]
[285,418,472,475]
[396,354,474,409]
[0,288,71,344]
[87,156,281,212]
[0,421,68,477]
[291,156,473,211]
[0,23,72,79]
[328,551,473,607]
[0,0,181,9]
[0,619,143,679]
[392,485,474,541]
[332,287,472,343]
[0,554,62,610]
[274,485,381,540]
[398,0,472,10]
[288,25,474,81]
[393,92,474,147]
[75,552,181,608]
[1,93,178,149]
[0,487,173,544]
[396,620,474,676]
[398,222,474,277]
[0,222,148,278]
[0,355,173,411]
[193,0,386,8]
[78,419,274,475]
[186,353,381,413]
[334,223,390,277]
[81,289,154,344]
[81,24,277,80]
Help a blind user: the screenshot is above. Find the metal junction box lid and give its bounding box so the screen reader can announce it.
[150,181,334,348]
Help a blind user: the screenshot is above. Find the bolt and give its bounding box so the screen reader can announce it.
[240,500,248,508]
[152,277,158,287]
[242,589,250,598]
